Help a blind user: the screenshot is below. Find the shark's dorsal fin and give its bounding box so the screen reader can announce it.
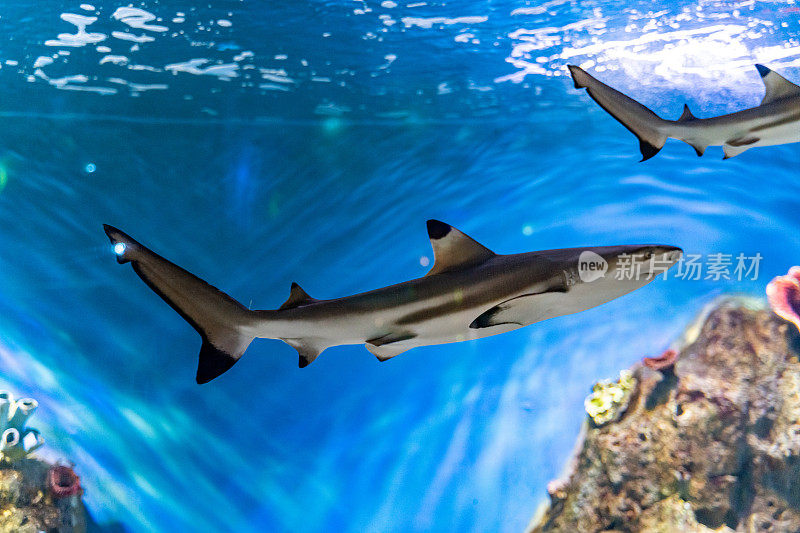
[757,64,800,105]
[678,104,695,122]
[425,220,495,276]
[279,282,316,310]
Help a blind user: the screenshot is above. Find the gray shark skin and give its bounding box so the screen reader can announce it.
[568,64,800,160]
[103,221,682,384]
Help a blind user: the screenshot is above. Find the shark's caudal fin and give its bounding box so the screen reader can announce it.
[103,225,256,384]
[568,65,668,161]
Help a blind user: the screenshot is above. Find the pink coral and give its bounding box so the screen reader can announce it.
[643,349,678,371]
[48,464,82,499]
[766,266,800,332]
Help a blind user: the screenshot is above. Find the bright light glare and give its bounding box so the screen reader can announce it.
[113,242,126,256]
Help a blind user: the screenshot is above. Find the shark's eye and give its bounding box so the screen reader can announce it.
[113,242,126,256]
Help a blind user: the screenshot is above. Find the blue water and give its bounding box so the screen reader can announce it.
[1,1,799,531]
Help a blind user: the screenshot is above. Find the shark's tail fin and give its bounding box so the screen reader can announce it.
[103,225,256,384]
[568,65,669,161]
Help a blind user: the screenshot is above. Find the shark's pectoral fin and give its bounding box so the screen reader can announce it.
[470,288,567,329]
[282,338,326,368]
[365,332,416,361]
[757,64,800,105]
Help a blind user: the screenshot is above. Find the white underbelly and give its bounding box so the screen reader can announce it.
[751,121,800,147]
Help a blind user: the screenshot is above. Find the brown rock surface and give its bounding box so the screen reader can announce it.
[528,300,800,533]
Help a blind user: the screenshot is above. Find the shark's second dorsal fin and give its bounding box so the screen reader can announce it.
[279,282,316,310]
[678,104,695,122]
[757,64,800,105]
[425,220,495,276]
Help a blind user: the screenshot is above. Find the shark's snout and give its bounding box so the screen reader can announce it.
[644,245,683,265]
[627,245,683,277]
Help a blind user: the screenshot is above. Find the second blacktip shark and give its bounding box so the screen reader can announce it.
[103,221,682,384]
[568,63,800,160]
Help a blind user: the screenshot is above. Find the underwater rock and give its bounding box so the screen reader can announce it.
[528,299,800,532]
[0,457,85,532]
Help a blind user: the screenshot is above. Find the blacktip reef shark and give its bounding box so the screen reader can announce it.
[568,63,800,160]
[103,222,682,384]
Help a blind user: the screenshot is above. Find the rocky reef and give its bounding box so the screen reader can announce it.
[528,298,800,533]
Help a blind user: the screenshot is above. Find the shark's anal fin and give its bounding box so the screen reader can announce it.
[469,287,568,329]
[283,338,324,368]
[279,282,317,310]
[689,143,706,157]
[757,64,800,105]
[365,332,416,361]
[425,220,495,277]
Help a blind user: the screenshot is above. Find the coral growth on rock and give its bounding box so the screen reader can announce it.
[583,369,636,426]
[529,300,800,532]
[0,457,86,533]
[0,391,43,462]
[0,388,87,533]
[48,464,82,499]
[642,348,678,371]
[767,266,800,332]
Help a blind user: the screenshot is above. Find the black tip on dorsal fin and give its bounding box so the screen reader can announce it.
[678,104,695,122]
[279,282,315,310]
[426,220,452,240]
[756,64,770,77]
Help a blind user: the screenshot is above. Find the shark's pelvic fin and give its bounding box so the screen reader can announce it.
[103,225,255,384]
[365,332,416,361]
[722,142,756,160]
[425,220,495,277]
[567,64,668,162]
[365,343,410,361]
[279,282,317,310]
[757,64,800,105]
